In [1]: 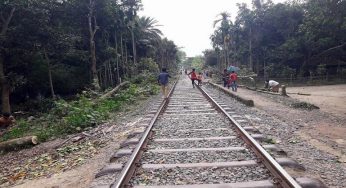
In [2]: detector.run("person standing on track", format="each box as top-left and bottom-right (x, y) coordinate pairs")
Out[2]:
(188, 69), (198, 88)
(158, 68), (171, 98)
(197, 72), (203, 86)
(229, 71), (238, 92)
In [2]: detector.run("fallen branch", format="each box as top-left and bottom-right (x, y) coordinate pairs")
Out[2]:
(99, 81), (130, 100)
(0, 136), (38, 152)
(287, 92), (311, 96)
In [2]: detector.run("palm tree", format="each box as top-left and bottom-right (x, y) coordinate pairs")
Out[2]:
(213, 12), (232, 68)
(138, 16), (163, 42)
(213, 12), (231, 31)
(137, 16), (163, 56)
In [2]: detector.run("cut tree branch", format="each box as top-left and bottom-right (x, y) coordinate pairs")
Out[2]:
(0, 136), (38, 152)
(98, 81), (129, 100)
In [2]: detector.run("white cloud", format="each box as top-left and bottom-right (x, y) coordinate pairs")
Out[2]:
(140, 0), (287, 57)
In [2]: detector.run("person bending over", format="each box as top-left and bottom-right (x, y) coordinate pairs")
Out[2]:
(265, 80), (280, 92)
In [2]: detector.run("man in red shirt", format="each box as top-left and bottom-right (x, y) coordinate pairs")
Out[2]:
(229, 71), (238, 92)
(188, 69), (198, 88)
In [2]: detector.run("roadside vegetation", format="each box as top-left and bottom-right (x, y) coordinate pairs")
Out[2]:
(185, 0), (346, 86)
(0, 0), (183, 146)
(1, 74), (160, 143)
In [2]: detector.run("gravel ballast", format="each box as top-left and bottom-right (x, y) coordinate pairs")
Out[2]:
(153, 129), (236, 138)
(141, 149), (256, 164)
(131, 165), (272, 186)
(203, 84), (346, 187)
(148, 138), (245, 149)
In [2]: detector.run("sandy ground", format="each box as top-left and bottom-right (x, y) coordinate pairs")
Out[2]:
(229, 85), (346, 187)
(235, 86), (346, 163)
(287, 84), (346, 118)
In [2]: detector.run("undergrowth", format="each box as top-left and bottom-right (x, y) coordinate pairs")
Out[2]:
(1, 79), (160, 142)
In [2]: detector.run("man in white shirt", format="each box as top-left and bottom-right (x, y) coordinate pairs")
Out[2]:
(265, 80), (280, 92)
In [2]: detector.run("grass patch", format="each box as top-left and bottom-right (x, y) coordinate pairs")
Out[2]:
(1, 81), (159, 143)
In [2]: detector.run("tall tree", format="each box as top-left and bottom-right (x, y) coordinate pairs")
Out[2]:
(88, 0), (100, 90)
(213, 12), (232, 69)
(0, 6), (15, 113)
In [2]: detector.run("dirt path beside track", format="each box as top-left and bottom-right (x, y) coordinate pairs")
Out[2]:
(287, 84), (346, 118)
(221, 85), (346, 187)
(234, 86), (346, 164)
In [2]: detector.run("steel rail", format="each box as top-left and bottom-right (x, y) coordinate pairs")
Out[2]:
(111, 79), (178, 188)
(196, 84), (302, 188)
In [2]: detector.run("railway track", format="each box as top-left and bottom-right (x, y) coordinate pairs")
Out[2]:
(93, 76), (324, 188)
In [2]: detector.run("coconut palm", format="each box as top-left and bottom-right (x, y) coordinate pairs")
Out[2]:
(213, 12), (232, 68)
(138, 16), (163, 43)
(136, 16), (163, 59)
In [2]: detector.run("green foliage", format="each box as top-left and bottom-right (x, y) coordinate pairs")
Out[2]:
(138, 58), (159, 74)
(316, 64), (327, 76)
(191, 56), (204, 72)
(291, 102), (319, 110)
(183, 56), (204, 72)
(1, 0), (181, 111)
(130, 72), (160, 96)
(0, 120), (31, 141)
(1, 81), (158, 142)
(207, 0), (346, 77)
(264, 63), (295, 78)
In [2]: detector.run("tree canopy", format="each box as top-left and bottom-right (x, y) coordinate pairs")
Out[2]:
(206, 0), (346, 79)
(0, 0), (182, 113)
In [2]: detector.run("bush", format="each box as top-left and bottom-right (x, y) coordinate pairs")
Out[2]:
(2, 70), (162, 143)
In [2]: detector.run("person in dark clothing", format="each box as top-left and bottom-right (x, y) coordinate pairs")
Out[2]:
(222, 69), (228, 87)
(188, 69), (198, 88)
(158, 68), (171, 98)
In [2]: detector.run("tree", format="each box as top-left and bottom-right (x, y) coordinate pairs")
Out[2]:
(0, 5), (15, 113)
(120, 0), (142, 68)
(88, 0), (100, 90)
(213, 12), (232, 69)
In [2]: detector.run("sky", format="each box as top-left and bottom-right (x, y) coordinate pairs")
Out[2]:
(140, 0), (286, 57)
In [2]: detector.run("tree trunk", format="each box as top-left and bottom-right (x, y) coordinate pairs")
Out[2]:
(99, 81), (130, 100)
(104, 64), (107, 88)
(115, 31), (120, 84)
(120, 34), (124, 79)
(88, 0), (100, 90)
(0, 58), (10, 113)
(0, 8), (15, 114)
(249, 26), (253, 72)
(0, 136), (38, 152)
(130, 26), (136, 66)
(125, 43), (129, 77)
(109, 61), (114, 87)
(44, 49), (56, 99)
